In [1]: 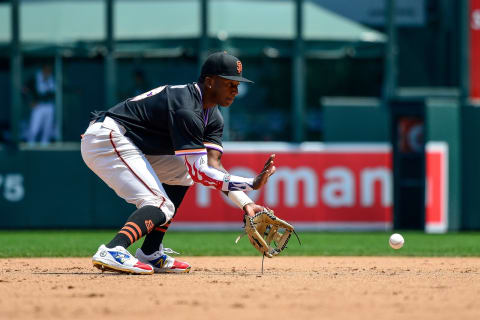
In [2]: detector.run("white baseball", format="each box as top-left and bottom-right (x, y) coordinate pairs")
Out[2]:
(389, 233), (404, 249)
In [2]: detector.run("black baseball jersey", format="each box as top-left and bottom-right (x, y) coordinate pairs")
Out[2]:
(91, 83), (224, 156)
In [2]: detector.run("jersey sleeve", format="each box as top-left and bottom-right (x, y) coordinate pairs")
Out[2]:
(203, 107), (224, 153)
(184, 154), (254, 191)
(169, 109), (207, 156)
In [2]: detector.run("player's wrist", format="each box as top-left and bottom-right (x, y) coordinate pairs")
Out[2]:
(222, 176), (254, 191)
(242, 203), (256, 217)
(228, 191), (253, 210)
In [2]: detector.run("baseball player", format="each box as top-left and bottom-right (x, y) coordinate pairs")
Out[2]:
(27, 64), (56, 145)
(81, 52), (275, 275)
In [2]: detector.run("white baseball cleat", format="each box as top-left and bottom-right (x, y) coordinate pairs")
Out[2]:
(135, 245), (191, 273)
(92, 244), (154, 275)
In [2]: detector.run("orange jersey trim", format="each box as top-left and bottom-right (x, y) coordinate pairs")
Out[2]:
(203, 142), (223, 153)
(174, 148), (207, 156)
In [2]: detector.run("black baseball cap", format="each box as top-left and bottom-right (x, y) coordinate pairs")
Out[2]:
(200, 52), (253, 83)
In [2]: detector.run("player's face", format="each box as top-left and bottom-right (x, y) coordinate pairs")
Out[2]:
(212, 77), (239, 107)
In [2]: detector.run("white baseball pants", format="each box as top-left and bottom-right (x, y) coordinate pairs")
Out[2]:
(80, 117), (192, 221)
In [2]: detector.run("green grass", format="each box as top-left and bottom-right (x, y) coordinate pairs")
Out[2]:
(0, 231), (480, 258)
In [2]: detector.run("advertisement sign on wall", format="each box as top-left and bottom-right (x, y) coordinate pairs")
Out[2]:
(173, 143), (448, 233)
(425, 142), (448, 233)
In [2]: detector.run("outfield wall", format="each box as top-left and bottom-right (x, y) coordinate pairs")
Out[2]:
(0, 142), (448, 232)
(323, 97), (475, 230)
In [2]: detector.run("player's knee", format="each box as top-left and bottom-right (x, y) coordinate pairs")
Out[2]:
(138, 196), (175, 222)
(160, 198), (175, 222)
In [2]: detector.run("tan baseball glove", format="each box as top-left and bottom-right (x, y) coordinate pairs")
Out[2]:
(235, 208), (300, 258)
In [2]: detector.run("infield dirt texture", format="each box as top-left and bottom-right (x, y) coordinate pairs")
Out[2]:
(1, 257), (479, 320)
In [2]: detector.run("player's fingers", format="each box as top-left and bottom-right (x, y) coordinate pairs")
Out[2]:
(262, 157), (275, 173)
(253, 204), (265, 212)
(268, 165), (276, 176)
(262, 154), (275, 170)
(262, 163), (272, 174)
(243, 203), (256, 217)
(263, 164), (276, 177)
(253, 156), (277, 189)
(255, 166), (275, 189)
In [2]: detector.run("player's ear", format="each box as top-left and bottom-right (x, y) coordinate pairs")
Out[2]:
(204, 76), (216, 90)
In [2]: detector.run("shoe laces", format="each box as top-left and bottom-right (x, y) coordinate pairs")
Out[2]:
(159, 243), (180, 255)
(162, 247), (180, 255)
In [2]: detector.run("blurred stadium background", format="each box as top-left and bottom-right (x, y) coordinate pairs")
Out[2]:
(0, 0), (479, 234)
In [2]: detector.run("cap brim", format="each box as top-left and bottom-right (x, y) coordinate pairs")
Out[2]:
(219, 75), (254, 83)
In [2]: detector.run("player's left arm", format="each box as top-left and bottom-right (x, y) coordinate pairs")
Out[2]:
(207, 148), (265, 217)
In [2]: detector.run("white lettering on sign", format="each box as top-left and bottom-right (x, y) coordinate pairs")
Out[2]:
(194, 165), (393, 209)
(473, 10), (480, 30)
(360, 168), (392, 207)
(266, 167), (318, 207)
(0, 174), (25, 202)
(322, 167), (355, 208)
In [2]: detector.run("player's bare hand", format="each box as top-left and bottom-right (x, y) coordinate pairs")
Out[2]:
(243, 203), (265, 217)
(252, 154), (276, 190)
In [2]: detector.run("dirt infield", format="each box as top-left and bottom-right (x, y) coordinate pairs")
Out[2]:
(0, 257), (479, 320)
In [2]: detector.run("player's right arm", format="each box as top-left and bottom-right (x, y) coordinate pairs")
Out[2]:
(181, 152), (275, 192)
(170, 104), (275, 192)
(205, 148), (271, 217)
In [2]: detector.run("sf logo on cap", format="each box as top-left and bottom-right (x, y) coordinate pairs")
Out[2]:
(237, 61), (242, 74)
